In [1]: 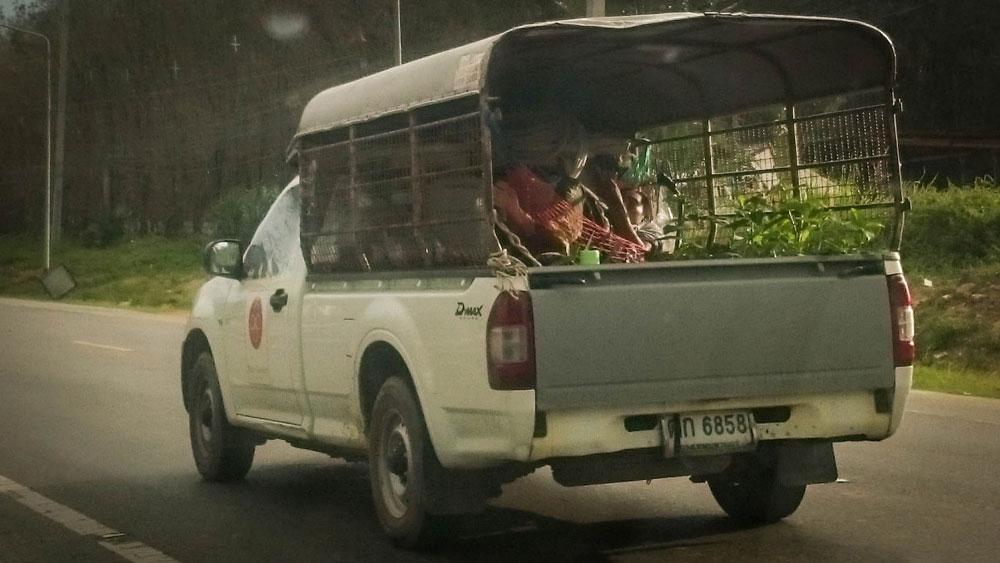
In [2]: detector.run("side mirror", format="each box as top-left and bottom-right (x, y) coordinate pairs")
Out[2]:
(204, 239), (244, 278)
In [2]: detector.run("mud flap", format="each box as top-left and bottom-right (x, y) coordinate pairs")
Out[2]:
(424, 464), (505, 515)
(773, 441), (838, 487)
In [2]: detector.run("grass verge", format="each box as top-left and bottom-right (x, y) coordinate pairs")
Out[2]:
(913, 364), (1000, 399)
(0, 235), (205, 311)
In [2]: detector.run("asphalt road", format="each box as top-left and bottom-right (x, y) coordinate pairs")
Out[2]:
(1, 297), (998, 563)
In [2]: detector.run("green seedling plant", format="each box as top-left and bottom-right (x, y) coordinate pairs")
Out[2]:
(654, 194), (885, 259)
(728, 195), (884, 257)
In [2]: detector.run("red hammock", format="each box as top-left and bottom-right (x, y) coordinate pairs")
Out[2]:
(505, 165), (646, 263)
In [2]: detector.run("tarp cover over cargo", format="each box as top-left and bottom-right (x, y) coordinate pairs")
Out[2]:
(292, 12), (895, 140)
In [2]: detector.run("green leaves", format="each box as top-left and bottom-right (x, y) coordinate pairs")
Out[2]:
(662, 194), (885, 259)
(726, 196), (884, 257)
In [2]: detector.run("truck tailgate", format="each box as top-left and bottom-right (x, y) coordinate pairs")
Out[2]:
(529, 256), (894, 410)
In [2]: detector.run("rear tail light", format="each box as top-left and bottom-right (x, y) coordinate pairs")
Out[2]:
(487, 291), (536, 390)
(887, 274), (915, 366)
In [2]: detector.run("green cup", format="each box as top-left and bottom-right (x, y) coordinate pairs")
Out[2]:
(578, 248), (601, 265)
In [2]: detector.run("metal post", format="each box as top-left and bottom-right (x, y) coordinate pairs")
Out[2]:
(51, 0), (69, 244)
(408, 113), (421, 224)
(348, 126), (364, 269)
(1, 23), (51, 270)
(586, 0), (606, 17)
(885, 92), (906, 252)
(786, 102), (801, 200)
(393, 0), (402, 66)
(45, 34), (51, 270)
(703, 118), (718, 246)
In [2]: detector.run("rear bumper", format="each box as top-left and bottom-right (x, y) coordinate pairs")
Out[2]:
(528, 367), (912, 462)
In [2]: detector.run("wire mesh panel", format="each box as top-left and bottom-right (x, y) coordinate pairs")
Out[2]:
(641, 89), (900, 254)
(797, 108), (889, 169)
(673, 181), (713, 246)
(300, 141), (351, 271)
(711, 124), (790, 176)
(792, 94), (897, 249)
(713, 171), (795, 215)
(648, 121), (704, 181)
(798, 159), (893, 205)
(796, 105), (892, 204)
(299, 110), (494, 274)
(354, 130), (412, 230)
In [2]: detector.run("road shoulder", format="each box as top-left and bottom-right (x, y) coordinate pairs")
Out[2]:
(0, 297), (187, 325)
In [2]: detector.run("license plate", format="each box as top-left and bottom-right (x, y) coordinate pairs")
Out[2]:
(661, 410), (756, 457)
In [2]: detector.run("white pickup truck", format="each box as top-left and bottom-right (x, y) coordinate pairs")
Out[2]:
(182, 13), (915, 548)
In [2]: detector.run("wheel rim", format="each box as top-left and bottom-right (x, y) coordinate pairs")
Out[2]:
(195, 386), (215, 455)
(377, 409), (413, 520)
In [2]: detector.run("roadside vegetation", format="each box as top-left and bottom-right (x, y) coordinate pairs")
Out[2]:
(903, 178), (1000, 398)
(0, 182), (278, 311)
(0, 235), (204, 311)
(1, 179), (999, 396)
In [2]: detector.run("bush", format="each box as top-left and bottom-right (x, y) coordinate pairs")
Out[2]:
(207, 183), (283, 243)
(80, 214), (125, 248)
(903, 178), (1000, 271)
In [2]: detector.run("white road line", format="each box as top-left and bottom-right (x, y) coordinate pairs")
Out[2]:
(0, 473), (181, 563)
(72, 340), (134, 353)
(100, 540), (182, 563)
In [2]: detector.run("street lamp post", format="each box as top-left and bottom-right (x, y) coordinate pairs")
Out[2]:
(393, 0), (401, 66)
(1, 23), (52, 271)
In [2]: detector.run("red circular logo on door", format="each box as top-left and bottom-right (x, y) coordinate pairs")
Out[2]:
(248, 297), (263, 349)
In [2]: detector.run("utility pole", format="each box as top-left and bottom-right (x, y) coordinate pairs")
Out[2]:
(393, 0), (402, 65)
(51, 0), (69, 243)
(586, 0), (606, 17)
(0, 23), (52, 270)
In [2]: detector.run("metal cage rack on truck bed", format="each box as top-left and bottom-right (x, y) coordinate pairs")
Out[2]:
(288, 13), (907, 274)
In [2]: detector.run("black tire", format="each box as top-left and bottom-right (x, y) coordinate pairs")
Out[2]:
(708, 461), (806, 524)
(188, 352), (255, 481)
(368, 376), (444, 549)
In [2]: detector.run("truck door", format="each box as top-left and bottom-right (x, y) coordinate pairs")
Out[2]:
(223, 181), (306, 426)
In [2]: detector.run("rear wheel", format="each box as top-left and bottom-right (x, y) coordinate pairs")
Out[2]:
(188, 352), (255, 481)
(708, 460), (806, 524)
(368, 376), (444, 549)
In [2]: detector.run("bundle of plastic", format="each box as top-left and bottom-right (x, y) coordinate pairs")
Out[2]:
(622, 141), (658, 186)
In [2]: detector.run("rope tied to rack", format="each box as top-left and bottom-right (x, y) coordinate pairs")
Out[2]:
(487, 248), (530, 296)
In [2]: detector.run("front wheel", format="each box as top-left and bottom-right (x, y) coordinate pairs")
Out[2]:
(368, 377), (445, 549)
(188, 352), (256, 481)
(707, 460), (806, 524)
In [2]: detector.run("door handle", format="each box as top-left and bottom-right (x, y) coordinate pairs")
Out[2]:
(269, 288), (288, 312)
